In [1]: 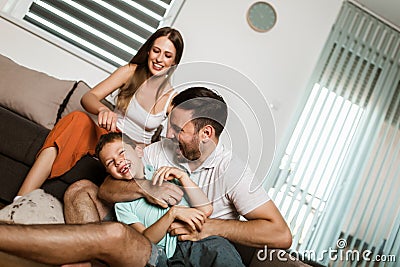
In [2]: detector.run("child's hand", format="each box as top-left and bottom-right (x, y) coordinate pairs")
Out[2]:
(152, 166), (189, 186)
(169, 206), (206, 231)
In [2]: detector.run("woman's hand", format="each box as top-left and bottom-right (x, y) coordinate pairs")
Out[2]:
(169, 206), (206, 231)
(97, 107), (118, 132)
(152, 166), (189, 186)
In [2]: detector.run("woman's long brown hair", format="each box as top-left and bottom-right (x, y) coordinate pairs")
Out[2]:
(116, 27), (184, 112)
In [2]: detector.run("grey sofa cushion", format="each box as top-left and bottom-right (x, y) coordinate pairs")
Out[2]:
(0, 54), (77, 129)
(0, 54), (92, 131)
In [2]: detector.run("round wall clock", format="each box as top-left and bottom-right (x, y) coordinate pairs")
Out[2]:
(247, 2), (277, 32)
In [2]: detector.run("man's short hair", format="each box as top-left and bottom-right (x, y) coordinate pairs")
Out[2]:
(171, 87), (227, 137)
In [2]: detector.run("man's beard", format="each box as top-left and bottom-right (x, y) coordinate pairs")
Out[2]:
(176, 135), (201, 162)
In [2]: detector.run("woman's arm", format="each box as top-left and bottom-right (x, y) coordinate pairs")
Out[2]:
(131, 206), (206, 244)
(81, 64), (135, 113)
(152, 167), (213, 217)
(81, 64), (135, 131)
(169, 201), (292, 249)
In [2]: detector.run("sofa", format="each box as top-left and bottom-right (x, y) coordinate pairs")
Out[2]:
(0, 54), (107, 204)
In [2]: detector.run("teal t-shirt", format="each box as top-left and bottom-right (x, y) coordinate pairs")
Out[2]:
(114, 165), (189, 258)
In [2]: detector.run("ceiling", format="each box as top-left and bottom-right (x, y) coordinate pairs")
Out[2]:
(354, 0), (400, 29)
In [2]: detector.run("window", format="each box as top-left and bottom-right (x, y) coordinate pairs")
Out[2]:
(265, 1), (400, 265)
(270, 83), (365, 245)
(0, 0), (184, 70)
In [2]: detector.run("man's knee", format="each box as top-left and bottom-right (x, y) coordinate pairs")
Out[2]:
(103, 222), (129, 242)
(102, 222), (148, 251)
(64, 180), (97, 203)
(100, 222), (152, 266)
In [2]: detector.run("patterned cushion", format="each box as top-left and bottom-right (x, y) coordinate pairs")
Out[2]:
(0, 189), (64, 224)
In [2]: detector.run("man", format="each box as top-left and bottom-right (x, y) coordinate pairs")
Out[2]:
(0, 87), (291, 266)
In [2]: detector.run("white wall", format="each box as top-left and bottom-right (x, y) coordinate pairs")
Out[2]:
(174, 0), (342, 143)
(0, 0), (343, 145)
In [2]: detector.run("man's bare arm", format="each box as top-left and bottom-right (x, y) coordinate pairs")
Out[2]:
(98, 176), (184, 208)
(169, 200), (292, 249)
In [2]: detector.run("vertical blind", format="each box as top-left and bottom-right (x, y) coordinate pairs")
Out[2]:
(265, 1), (400, 266)
(23, 0), (179, 67)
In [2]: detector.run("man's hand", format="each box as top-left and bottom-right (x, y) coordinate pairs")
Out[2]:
(98, 176), (183, 207)
(168, 220), (209, 242)
(137, 179), (184, 208)
(169, 206), (206, 231)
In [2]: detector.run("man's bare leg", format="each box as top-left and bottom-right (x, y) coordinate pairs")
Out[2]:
(0, 222), (151, 267)
(63, 180), (113, 267)
(64, 180), (112, 224)
(0, 251), (55, 267)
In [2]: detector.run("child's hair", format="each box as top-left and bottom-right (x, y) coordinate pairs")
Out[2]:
(95, 132), (137, 159)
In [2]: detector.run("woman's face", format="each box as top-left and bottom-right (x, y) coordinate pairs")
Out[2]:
(147, 36), (177, 76)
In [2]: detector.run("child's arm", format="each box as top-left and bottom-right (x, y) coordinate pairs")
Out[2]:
(152, 167), (213, 217)
(130, 206), (206, 244)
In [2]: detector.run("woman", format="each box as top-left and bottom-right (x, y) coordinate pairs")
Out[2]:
(15, 27), (184, 199)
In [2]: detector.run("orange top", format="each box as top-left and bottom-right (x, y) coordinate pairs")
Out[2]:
(39, 111), (108, 178)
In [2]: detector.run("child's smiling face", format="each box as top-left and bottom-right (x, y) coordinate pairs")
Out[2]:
(99, 139), (144, 180)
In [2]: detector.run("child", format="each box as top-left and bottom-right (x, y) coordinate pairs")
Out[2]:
(96, 132), (245, 267)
